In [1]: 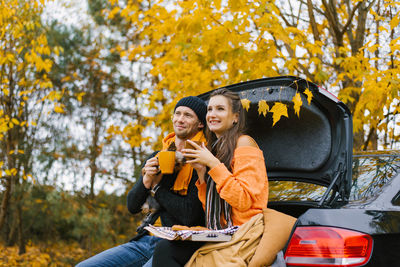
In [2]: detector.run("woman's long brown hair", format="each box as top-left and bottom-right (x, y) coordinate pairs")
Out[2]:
(205, 88), (246, 171)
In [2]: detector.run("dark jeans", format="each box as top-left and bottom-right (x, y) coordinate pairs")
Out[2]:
(152, 239), (205, 267)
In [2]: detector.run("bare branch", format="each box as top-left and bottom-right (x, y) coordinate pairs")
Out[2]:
(295, 1), (303, 26)
(279, 11), (293, 27)
(307, 0), (321, 41)
(321, 0), (343, 44)
(353, 0), (376, 53)
(340, 1), (363, 36)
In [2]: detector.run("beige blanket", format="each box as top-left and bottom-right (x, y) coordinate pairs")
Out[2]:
(186, 213), (264, 267)
(185, 208), (296, 267)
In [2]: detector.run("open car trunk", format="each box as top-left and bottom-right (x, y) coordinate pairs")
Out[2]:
(199, 76), (353, 218)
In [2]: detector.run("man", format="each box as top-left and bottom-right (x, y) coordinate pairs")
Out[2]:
(76, 96), (207, 267)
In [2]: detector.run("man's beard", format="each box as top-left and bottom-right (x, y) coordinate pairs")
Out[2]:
(175, 130), (191, 140)
(175, 128), (199, 140)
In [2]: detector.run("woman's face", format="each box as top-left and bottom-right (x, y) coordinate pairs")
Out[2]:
(206, 95), (239, 138)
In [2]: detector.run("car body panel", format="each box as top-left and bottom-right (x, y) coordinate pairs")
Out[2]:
(295, 209), (400, 265)
(291, 170), (400, 266)
(296, 209), (400, 235)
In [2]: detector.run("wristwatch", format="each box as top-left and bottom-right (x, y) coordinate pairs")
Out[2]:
(150, 183), (160, 197)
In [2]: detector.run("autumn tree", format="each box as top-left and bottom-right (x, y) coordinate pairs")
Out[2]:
(0, 0), (63, 254)
(85, 0), (154, 186)
(272, 0), (399, 150)
(106, 0), (399, 150)
(42, 0), (151, 199)
(88, 0), (153, 194)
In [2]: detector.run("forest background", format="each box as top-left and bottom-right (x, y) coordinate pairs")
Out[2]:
(0, 0), (399, 265)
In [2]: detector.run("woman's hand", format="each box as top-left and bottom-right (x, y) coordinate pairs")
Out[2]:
(182, 140), (220, 169)
(190, 162), (207, 184)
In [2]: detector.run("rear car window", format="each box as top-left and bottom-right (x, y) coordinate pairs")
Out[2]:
(268, 181), (326, 202)
(268, 153), (400, 202)
(392, 191), (400, 206)
(350, 153), (400, 201)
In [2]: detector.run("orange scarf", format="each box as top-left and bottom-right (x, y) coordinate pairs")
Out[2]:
(161, 131), (207, 195)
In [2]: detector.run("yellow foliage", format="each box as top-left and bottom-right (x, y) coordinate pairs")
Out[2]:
(112, 0), (399, 148)
(4, 168), (17, 176)
(76, 92), (86, 102)
(0, 242), (87, 267)
(11, 118), (19, 125)
(389, 12), (399, 29)
(48, 91), (63, 101)
(122, 123), (151, 148)
(0, 0), (63, 159)
(54, 103), (65, 114)
(108, 6), (120, 19)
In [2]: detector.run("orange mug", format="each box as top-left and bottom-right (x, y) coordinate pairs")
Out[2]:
(158, 151), (175, 174)
(184, 141), (202, 160)
(184, 140), (202, 150)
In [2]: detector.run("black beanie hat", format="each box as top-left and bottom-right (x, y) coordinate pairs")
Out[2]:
(174, 96), (207, 125)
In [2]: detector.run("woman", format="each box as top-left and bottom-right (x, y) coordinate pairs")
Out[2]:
(152, 88), (269, 266)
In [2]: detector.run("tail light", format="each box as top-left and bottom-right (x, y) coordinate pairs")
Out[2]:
(285, 226), (373, 267)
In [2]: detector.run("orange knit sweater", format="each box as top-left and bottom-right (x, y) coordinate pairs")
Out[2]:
(196, 146), (269, 226)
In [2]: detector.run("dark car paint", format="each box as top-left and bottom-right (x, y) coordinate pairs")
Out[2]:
(294, 209), (400, 266)
(291, 169), (400, 266)
(296, 209), (400, 235)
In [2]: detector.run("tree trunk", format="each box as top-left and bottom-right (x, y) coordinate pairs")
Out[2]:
(0, 128), (16, 230)
(0, 177), (12, 230)
(89, 110), (101, 199)
(322, 0), (372, 150)
(7, 212), (17, 246)
(16, 203), (25, 254)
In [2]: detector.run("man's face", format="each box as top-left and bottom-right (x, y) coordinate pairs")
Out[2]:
(172, 106), (204, 140)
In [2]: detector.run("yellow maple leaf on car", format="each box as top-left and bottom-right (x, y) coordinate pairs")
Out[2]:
(258, 100), (269, 116)
(241, 98), (251, 111)
(304, 88), (313, 105)
(270, 102), (288, 126)
(292, 93), (302, 117)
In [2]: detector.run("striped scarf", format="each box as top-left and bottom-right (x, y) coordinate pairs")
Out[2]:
(205, 140), (233, 230)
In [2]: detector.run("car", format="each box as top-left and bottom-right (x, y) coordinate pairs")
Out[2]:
(199, 76), (400, 267)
